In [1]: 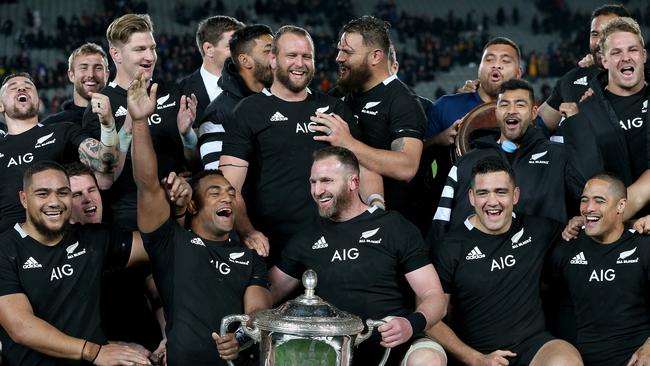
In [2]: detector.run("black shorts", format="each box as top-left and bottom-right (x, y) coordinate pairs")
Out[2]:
(509, 331), (555, 366)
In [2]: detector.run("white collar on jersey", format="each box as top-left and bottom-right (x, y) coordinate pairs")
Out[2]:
(262, 87), (312, 96)
(464, 212), (517, 231)
(14, 223), (28, 238)
(382, 74), (398, 85)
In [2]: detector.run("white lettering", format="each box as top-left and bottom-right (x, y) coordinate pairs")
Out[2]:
(7, 153), (34, 167)
(619, 117), (644, 130)
(50, 264), (74, 281)
(490, 255), (516, 271)
(213, 260), (231, 275)
(589, 269), (615, 282)
(331, 248), (359, 262)
(148, 114), (162, 125)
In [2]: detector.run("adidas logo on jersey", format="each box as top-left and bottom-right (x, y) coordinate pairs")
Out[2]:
(529, 150), (549, 165)
(191, 237), (206, 247)
(573, 76), (588, 86)
(358, 228), (382, 244)
(361, 101), (380, 115)
(114, 106), (128, 117)
(570, 252), (588, 265)
(23, 256), (42, 269)
(465, 246), (485, 260)
(229, 251), (250, 265)
(312, 236), (328, 249)
(34, 132), (56, 149)
(270, 111), (288, 122)
(616, 247), (639, 264)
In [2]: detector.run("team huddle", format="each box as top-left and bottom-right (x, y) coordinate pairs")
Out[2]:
(0, 3), (649, 366)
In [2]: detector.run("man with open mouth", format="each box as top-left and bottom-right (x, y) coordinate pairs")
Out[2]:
(429, 156), (583, 366)
(42, 43), (109, 127)
(130, 71), (271, 365)
(549, 173), (650, 365)
(429, 79), (585, 245)
(560, 17), (649, 221)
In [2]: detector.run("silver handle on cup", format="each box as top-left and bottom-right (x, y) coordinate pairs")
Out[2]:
(355, 319), (392, 366)
(219, 314), (261, 366)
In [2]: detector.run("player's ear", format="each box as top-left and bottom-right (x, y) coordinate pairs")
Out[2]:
(513, 186), (521, 205)
(187, 199), (198, 215)
(617, 198), (627, 215)
(19, 191), (27, 209)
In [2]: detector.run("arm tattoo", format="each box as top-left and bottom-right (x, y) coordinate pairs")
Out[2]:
(79, 138), (118, 173)
(390, 137), (406, 152)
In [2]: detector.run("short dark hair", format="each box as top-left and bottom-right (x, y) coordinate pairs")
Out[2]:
(196, 16), (245, 57)
(341, 15), (392, 55)
(229, 24), (273, 69)
(23, 161), (69, 191)
(470, 156), (515, 189)
(2, 72), (36, 88)
(599, 17), (644, 53)
(497, 79), (535, 104)
(592, 4), (630, 19)
(483, 37), (521, 63)
(313, 146), (360, 176)
(64, 162), (98, 187)
(272, 25), (313, 55)
(190, 169), (226, 194)
(589, 172), (627, 200)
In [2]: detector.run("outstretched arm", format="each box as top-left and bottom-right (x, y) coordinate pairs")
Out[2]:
(129, 73), (170, 234)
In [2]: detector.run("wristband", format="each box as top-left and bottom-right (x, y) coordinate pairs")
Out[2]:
(91, 344), (102, 363)
(367, 193), (386, 210)
(117, 128), (132, 153)
(405, 312), (427, 337)
(181, 129), (198, 148)
(81, 340), (102, 363)
(100, 124), (117, 147)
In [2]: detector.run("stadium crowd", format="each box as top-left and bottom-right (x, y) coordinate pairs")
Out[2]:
(1, 2), (650, 366)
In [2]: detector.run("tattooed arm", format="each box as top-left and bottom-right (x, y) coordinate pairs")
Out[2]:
(78, 137), (119, 185)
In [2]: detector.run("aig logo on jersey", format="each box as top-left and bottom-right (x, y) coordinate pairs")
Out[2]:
(616, 247), (639, 264)
(511, 228), (532, 249)
(528, 151), (549, 165)
(66, 242), (86, 259)
(34, 132), (56, 149)
(358, 228), (382, 244)
(228, 252), (250, 266)
(211, 259), (231, 275)
(6, 152), (34, 167)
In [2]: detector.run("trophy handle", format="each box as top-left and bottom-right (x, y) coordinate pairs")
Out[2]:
(220, 314), (261, 366)
(355, 319), (392, 366)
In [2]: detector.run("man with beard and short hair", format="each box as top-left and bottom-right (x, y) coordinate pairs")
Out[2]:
(0, 73), (119, 232)
(310, 15), (429, 231)
(425, 37), (523, 146)
(179, 15), (245, 125)
(429, 156), (583, 366)
(429, 79), (585, 240)
(129, 72), (271, 365)
(560, 17), (649, 221)
(270, 146), (448, 366)
(538, 5), (630, 131)
(198, 24), (274, 169)
(82, 13), (198, 231)
(549, 173), (650, 365)
(42, 43), (109, 126)
(0, 161), (152, 365)
(219, 25), (381, 262)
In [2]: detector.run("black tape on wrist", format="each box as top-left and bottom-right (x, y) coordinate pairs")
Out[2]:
(406, 312), (427, 336)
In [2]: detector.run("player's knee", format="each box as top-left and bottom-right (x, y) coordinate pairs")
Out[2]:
(404, 348), (447, 366)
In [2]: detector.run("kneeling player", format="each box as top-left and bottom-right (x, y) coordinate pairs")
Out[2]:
(270, 146), (447, 366)
(429, 156), (582, 366)
(549, 174), (650, 365)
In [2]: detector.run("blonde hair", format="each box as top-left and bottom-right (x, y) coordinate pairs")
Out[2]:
(106, 14), (154, 48)
(68, 43), (108, 72)
(599, 17), (644, 54)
